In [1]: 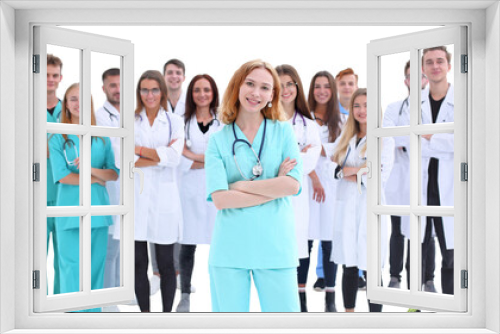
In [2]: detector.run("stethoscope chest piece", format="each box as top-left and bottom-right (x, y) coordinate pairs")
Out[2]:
(186, 139), (192, 148)
(252, 163), (263, 176)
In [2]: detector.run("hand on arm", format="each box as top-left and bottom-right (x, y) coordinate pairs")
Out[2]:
(135, 145), (160, 162)
(183, 146), (205, 163)
(191, 161), (205, 169)
(309, 170), (325, 202)
(211, 190), (273, 210)
(58, 173), (106, 186)
(91, 167), (118, 182)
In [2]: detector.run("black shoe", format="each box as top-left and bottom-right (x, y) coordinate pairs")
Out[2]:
(313, 278), (325, 292)
(325, 291), (337, 312)
(358, 276), (367, 290)
(299, 292), (308, 312)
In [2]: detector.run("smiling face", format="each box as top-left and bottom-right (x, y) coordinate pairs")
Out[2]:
(140, 79), (162, 111)
(103, 75), (120, 106)
(422, 50), (451, 84)
(192, 78), (213, 109)
(279, 74), (297, 107)
(313, 76), (332, 106)
(163, 64), (185, 91)
(352, 94), (367, 125)
(336, 74), (358, 102)
(238, 67), (274, 114)
(47, 64), (62, 94)
(66, 86), (80, 122)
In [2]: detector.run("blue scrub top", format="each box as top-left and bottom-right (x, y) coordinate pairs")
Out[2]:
(205, 119), (303, 269)
(47, 101), (62, 203)
(48, 133), (119, 231)
(339, 101), (349, 116)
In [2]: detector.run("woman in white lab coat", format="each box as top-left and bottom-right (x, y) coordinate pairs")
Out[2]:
(327, 88), (394, 312)
(276, 64), (321, 312)
(176, 74), (222, 312)
(133, 70), (185, 312)
(306, 71), (343, 312)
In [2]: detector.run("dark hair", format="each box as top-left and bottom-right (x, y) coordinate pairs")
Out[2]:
(135, 70), (169, 114)
(275, 64), (312, 120)
(308, 71), (342, 143)
(47, 54), (63, 72)
(163, 59), (185, 75)
(102, 68), (120, 82)
(184, 74), (219, 124)
(335, 68), (358, 82)
(422, 46), (452, 64)
(404, 60), (410, 76)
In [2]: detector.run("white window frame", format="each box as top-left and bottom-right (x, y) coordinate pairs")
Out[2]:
(33, 25), (136, 312)
(366, 25), (468, 312)
(1, 2), (498, 333)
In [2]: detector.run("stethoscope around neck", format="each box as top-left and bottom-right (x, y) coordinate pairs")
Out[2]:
(232, 117), (267, 181)
(292, 110), (308, 146)
(185, 111), (220, 148)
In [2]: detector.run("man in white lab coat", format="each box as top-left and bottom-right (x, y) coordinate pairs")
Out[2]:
(419, 46), (455, 295)
(163, 58), (187, 117)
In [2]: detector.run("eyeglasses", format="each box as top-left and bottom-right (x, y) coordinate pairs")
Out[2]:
(140, 88), (161, 96)
(405, 74), (427, 80)
(280, 82), (297, 90)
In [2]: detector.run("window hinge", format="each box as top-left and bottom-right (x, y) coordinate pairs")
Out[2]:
(33, 163), (40, 182)
(461, 270), (468, 289)
(33, 54), (40, 73)
(461, 54), (468, 73)
(33, 270), (40, 289)
(461, 162), (468, 181)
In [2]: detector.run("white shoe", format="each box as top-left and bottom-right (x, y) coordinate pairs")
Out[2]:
(150, 274), (161, 295)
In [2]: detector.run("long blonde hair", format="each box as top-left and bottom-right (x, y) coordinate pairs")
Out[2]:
(332, 88), (367, 164)
(220, 59), (285, 124)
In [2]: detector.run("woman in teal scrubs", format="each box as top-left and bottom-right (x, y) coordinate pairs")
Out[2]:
(49, 83), (118, 312)
(205, 60), (303, 312)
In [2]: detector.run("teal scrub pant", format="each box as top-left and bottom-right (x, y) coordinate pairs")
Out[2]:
(57, 226), (108, 312)
(209, 266), (300, 312)
(46, 200), (60, 295)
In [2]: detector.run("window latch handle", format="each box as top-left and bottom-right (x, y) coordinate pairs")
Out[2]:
(129, 162), (144, 195)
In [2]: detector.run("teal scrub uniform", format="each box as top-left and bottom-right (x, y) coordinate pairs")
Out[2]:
(49, 134), (119, 312)
(205, 119), (303, 312)
(47, 101), (61, 294)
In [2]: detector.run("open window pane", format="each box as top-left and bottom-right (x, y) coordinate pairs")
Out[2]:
(89, 136), (121, 206)
(92, 51), (121, 129)
(382, 135), (410, 205)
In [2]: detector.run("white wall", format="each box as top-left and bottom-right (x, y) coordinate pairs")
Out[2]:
(0, 2), (16, 333)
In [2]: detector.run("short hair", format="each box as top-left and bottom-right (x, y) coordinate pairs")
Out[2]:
(220, 59), (284, 124)
(404, 60), (410, 76)
(335, 68), (358, 82)
(102, 68), (120, 82)
(47, 54), (63, 72)
(422, 46), (452, 64)
(275, 64), (312, 120)
(135, 70), (169, 115)
(184, 74), (219, 124)
(163, 59), (185, 76)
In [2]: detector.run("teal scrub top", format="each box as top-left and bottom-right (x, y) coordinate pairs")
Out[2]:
(205, 119), (303, 269)
(47, 101), (62, 203)
(48, 133), (119, 231)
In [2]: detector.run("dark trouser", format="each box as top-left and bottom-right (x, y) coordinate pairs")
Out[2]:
(135, 241), (176, 312)
(389, 216), (405, 280)
(405, 233), (437, 289)
(297, 240), (337, 287)
(342, 266), (383, 311)
(179, 244), (197, 294)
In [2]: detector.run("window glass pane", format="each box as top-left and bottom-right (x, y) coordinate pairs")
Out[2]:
(381, 51), (411, 129)
(92, 52), (121, 128)
(420, 44), (454, 125)
(46, 45), (82, 126)
(92, 215), (120, 292)
(46, 216), (81, 296)
(381, 135), (410, 205)
(90, 136), (121, 206)
(47, 133), (81, 207)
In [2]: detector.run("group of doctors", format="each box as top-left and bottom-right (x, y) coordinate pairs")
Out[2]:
(45, 45), (455, 313)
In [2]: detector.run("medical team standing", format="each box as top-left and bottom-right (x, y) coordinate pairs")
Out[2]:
(44, 48), (459, 312)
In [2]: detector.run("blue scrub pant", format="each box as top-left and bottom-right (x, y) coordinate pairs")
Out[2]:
(209, 266), (300, 312)
(103, 233), (120, 288)
(316, 241), (324, 278)
(46, 201), (60, 295)
(57, 226), (108, 312)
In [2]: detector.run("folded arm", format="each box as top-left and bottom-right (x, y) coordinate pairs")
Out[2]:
(211, 190), (273, 210)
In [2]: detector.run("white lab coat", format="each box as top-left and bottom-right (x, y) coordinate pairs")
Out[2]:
(178, 113), (223, 245)
(96, 101), (121, 235)
(324, 135), (394, 270)
(130, 108), (185, 245)
(403, 85), (455, 249)
(382, 98), (411, 235)
(288, 113), (321, 259)
(167, 90), (186, 118)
